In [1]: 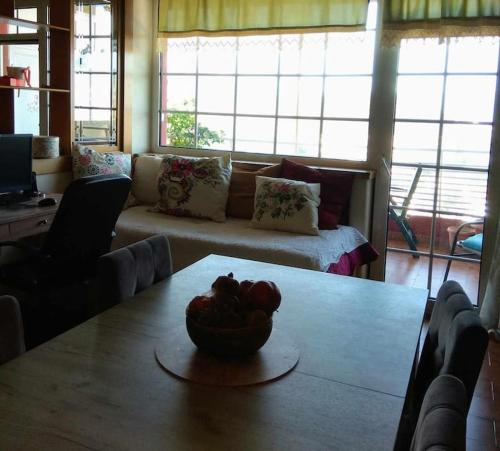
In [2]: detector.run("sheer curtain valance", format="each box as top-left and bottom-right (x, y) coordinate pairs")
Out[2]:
(383, 0), (500, 42)
(158, 0), (370, 37)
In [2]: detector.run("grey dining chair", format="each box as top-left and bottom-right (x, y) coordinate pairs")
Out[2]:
(410, 374), (467, 451)
(396, 281), (488, 450)
(97, 235), (173, 311)
(412, 280), (488, 419)
(0, 295), (25, 364)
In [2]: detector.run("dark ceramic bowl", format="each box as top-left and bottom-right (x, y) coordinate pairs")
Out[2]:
(186, 316), (273, 358)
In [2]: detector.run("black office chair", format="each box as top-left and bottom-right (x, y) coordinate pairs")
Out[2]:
(96, 235), (172, 313)
(410, 374), (467, 451)
(0, 295), (25, 365)
(0, 174), (131, 347)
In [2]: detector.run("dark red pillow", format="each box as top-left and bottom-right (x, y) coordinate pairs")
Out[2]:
(280, 159), (354, 229)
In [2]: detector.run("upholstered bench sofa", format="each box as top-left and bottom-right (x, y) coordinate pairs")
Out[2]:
(113, 154), (378, 276)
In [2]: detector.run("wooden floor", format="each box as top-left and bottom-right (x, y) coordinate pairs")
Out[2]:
(468, 338), (500, 450)
(385, 239), (480, 303)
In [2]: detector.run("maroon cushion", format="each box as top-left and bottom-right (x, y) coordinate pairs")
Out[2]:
(280, 159), (354, 229)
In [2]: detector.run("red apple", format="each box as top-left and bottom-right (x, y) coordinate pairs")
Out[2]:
(186, 295), (212, 319)
(238, 279), (255, 304)
(247, 281), (281, 315)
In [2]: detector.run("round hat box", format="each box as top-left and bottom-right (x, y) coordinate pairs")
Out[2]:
(32, 136), (60, 159)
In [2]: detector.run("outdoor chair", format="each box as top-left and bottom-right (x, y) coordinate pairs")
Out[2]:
(444, 219), (483, 282)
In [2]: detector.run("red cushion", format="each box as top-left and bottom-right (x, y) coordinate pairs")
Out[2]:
(280, 159), (354, 229)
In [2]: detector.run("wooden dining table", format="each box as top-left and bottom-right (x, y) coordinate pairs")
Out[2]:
(0, 255), (427, 450)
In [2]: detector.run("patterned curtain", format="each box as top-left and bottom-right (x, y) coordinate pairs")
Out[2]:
(158, 0), (370, 37)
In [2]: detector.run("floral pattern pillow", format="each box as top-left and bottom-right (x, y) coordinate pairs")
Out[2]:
(72, 144), (131, 179)
(252, 176), (321, 235)
(154, 155), (231, 222)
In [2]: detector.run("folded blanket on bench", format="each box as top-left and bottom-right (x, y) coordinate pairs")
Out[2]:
(114, 206), (378, 276)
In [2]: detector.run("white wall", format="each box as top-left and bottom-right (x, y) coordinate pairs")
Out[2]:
(124, 0), (154, 154)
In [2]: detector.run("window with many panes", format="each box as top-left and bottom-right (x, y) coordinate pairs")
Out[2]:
(74, 0), (117, 144)
(158, 29), (376, 160)
(386, 36), (499, 301)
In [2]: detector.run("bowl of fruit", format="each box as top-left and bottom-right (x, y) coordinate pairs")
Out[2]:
(185, 273), (281, 358)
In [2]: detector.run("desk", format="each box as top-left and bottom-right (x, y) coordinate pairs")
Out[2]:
(0, 194), (61, 241)
(0, 255), (427, 450)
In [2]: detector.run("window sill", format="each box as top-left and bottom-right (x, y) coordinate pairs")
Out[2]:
(33, 156), (72, 175)
(153, 146), (375, 179)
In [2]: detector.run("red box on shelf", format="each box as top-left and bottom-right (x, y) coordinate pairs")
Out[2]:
(0, 76), (26, 87)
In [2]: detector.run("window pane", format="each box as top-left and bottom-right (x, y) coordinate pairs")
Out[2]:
(325, 32), (375, 75)
(75, 73), (91, 107)
(393, 122), (439, 164)
(197, 115), (233, 151)
(276, 119), (320, 157)
(77, 118), (113, 142)
(166, 112), (195, 147)
(279, 34), (302, 74)
(16, 8), (37, 33)
(300, 34), (326, 74)
(391, 166), (436, 213)
(90, 74), (111, 108)
(92, 4), (111, 36)
(238, 36), (279, 74)
(388, 186), (432, 253)
(441, 124), (492, 169)
(278, 77), (322, 117)
(198, 76), (235, 114)
(165, 38), (197, 73)
(198, 37), (236, 74)
(395, 75), (444, 120)
(75, 5), (90, 36)
(237, 76), (277, 115)
(75, 38), (91, 71)
(398, 39), (446, 74)
(83, 37), (112, 72)
(437, 170), (487, 217)
(14, 90), (40, 135)
(165, 75), (196, 111)
(75, 107), (91, 121)
(444, 75), (497, 123)
(324, 77), (372, 118)
(447, 37), (499, 73)
(235, 117), (275, 153)
(321, 120), (368, 161)
(3, 44), (40, 87)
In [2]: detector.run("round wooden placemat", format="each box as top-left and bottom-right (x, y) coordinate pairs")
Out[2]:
(155, 326), (299, 386)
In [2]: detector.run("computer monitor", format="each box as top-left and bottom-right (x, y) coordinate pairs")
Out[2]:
(0, 134), (33, 195)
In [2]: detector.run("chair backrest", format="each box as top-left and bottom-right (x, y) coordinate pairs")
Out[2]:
(97, 235), (173, 310)
(413, 281), (488, 420)
(42, 174), (131, 275)
(410, 374), (467, 451)
(0, 295), (25, 364)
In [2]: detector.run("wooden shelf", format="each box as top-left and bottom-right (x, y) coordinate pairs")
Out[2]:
(0, 85), (69, 93)
(0, 14), (69, 32)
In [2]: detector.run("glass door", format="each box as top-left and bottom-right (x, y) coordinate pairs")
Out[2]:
(385, 36), (499, 304)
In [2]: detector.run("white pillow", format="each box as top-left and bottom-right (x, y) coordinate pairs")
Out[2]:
(153, 155), (232, 222)
(251, 176), (321, 235)
(131, 155), (164, 204)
